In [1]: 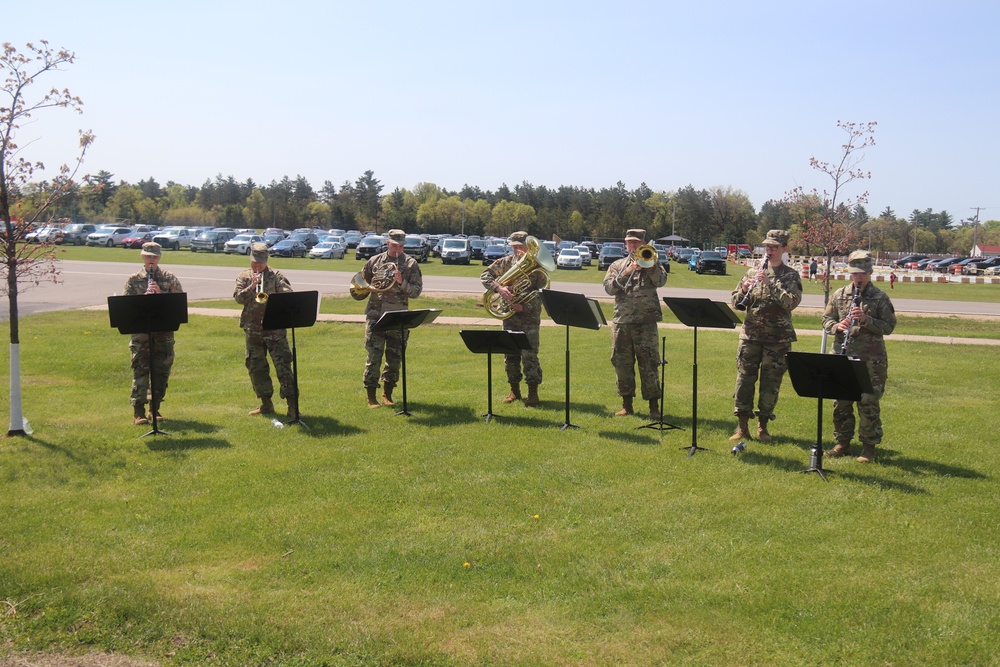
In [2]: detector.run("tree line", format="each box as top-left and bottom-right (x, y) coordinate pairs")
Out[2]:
(15, 168), (998, 256)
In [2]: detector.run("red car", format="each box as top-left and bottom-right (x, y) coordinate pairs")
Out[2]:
(120, 232), (156, 249)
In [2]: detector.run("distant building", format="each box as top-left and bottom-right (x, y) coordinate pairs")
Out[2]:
(972, 244), (1000, 257)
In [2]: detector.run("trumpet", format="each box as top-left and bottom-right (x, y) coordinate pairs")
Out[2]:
(839, 284), (862, 355)
(349, 260), (397, 300)
(254, 272), (268, 304)
(633, 244), (657, 269)
(734, 257), (765, 311)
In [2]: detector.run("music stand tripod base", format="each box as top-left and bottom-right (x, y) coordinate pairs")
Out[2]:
(638, 336), (684, 435)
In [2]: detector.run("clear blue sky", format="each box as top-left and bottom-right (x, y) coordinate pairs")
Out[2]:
(8, 1), (999, 222)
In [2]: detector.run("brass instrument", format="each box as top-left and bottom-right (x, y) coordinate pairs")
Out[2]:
(349, 259), (398, 300)
(734, 257), (765, 311)
(483, 236), (555, 320)
(254, 272), (268, 304)
(633, 244), (657, 268)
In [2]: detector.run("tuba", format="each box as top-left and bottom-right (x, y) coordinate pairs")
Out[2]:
(483, 236), (555, 320)
(349, 260), (397, 300)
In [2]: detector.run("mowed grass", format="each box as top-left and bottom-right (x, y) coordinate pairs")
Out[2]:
(1, 311), (998, 666)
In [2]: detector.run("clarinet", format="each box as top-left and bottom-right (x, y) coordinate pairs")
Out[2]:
(839, 285), (862, 355)
(734, 258), (765, 311)
(146, 266), (158, 294)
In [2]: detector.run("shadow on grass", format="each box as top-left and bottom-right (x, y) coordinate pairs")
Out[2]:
(404, 402), (480, 427)
(286, 414), (364, 437)
(596, 429), (665, 447)
(876, 448), (989, 480)
(144, 435), (232, 452)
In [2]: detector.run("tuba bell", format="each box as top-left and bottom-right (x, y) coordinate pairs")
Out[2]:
(483, 236), (555, 320)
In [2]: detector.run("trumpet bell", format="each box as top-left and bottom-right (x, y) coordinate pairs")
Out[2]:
(635, 244), (657, 269)
(254, 291), (269, 305)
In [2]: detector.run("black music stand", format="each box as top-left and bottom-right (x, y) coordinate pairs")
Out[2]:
(459, 330), (532, 423)
(663, 297), (741, 457)
(539, 289), (606, 431)
(371, 308), (442, 416)
(638, 336), (684, 435)
(108, 292), (188, 438)
(787, 352), (873, 482)
(263, 290), (319, 428)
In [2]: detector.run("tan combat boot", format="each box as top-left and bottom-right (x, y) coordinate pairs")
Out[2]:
(828, 442), (852, 457)
(366, 387), (380, 409)
(249, 397), (275, 416)
(730, 415), (751, 441)
(503, 383), (522, 404)
(615, 396), (634, 417)
(381, 383), (395, 407)
(133, 404), (149, 426)
(756, 419), (773, 443)
(857, 444), (876, 463)
(648, 398), (661, 421)
(525, 384), (540, 407)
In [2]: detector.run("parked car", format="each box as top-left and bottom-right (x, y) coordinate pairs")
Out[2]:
(657, 250), (672, 273)
(190, 230), (237, 253)
(695, 250), (727, 275)
(224, 233), (264, 255)
(928, 257), (962, 272)
(342, 230), (363, 248)
(150, 228), (192, 251)
(469, 238), (488, 260)
(120, 231), (156, 249)
(573, 245), (593, 266)
(87, 226), (134, 247)
(57, 223), (96, 245)
(556, 248), (583, 269)
(25, 226), (63, 243)
(440, 237), (471, 265)
(597, 245), (625, 270)
(289, 232), (320, 250)
(308, 240), (346, 259)
(579, 241), (599, 258)
(269, 239), (307, 258)
(481, 244), (510, 266)
(403, 235), (430, 263)
(963, 256), (1000, 275)
(892, 254), (927, 268)
(355, 236), (387, 260)
(262, 232), (284, 247)
(673, 247), (696, 263)
(950, 256), (983, 274)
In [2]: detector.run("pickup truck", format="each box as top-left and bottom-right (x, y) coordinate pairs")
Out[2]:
(152, 228), (194, 251)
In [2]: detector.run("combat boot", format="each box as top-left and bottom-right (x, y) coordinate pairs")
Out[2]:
(381, 383), (395, 407)
(756, 419), (773, 443)
(648, 398), (661, 421)
(366, 387), (380, 409)
(857, 444), (876, 463)
(133, 404), (149, 426)
(828, 442), (852, 457)
(730, 415), (751, 441)
(249, 397), (275, 416)
(525, 384), (540, 407)
(615, 396), (634, 417)
(503, 383), (522, 404)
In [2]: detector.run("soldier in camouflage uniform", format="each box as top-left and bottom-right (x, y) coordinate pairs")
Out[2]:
(823, 250), (896, 463)
(603, 229), (668, 419)
(123, 242), (184, 425)
(359, 229), (423, 408)
(730, 229), (802, 442)
(480, 231), (547, 406)
(234, 243), (297, 418)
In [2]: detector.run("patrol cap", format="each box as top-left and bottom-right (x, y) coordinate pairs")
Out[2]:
(762, 229), (789, 247)
(387, 229), (406, 245)
(250, 243), (269, 263)
(847, 250), (874, 273)
(625, 229), (645, 242)
(140, 242), (162, 257)
(509, 231), (528, 247)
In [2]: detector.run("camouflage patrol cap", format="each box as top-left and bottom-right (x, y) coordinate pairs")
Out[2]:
(847, 250), (874, 273)
(250, 243), (269, 263)
(387, 229), (406, 245)
(140, 242), (162, 257)
(762, 229), (789, 247)
(625, 229), (645, 242)
(509, 231), (528, 246)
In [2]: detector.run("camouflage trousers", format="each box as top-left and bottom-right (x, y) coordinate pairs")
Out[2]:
(610, 322), (661, 400)
(504, 320), (542, 386)
(833, 356), (887, 446)
(733, 339), (790, 420)
(245, 329), (296, 400)
(364, 325), (408, 388)
(129, 333), (175, 407)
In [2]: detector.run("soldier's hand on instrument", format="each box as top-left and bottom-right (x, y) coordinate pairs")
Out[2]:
(146, 282), (160, 294)
(837, 317), (851, 332)
(512, 303), (524, 313)
(393, 268), (403, 284)
(497, 285), (514, 302)
(756, 269), (769, 284)
(850, 306), (865, 323)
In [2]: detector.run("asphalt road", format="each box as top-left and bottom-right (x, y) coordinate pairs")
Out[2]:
(2, 259), (998, 320)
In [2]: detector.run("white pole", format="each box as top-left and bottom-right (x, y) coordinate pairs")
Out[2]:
(8, 342), (27, 435)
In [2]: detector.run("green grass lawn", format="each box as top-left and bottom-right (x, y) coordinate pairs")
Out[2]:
(1, 311), (998, 665)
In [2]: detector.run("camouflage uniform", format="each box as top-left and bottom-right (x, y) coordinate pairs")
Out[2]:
(823, 282), (896, 447)
(123, 267), (184, 408)
(603, 257), (668, 400)
(234, 267), (296, 401)
(363, 251), (423, 388)
(730, 262), (802, 420)
(480, 253), (546, 386)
